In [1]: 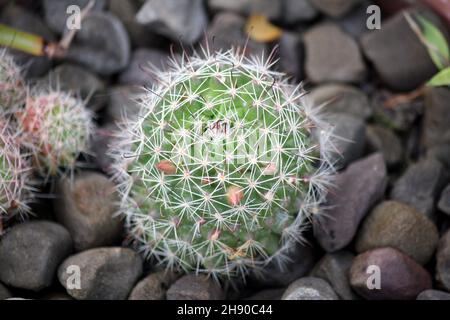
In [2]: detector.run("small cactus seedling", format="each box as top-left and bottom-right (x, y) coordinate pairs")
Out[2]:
(16, 91), (94, 176)
(0, 119), (32, 219)
(111, 49), (336, 278)
(0, 50), (25, 111)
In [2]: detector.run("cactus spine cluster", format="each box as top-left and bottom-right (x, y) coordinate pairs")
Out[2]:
(111, 49), (336, 278)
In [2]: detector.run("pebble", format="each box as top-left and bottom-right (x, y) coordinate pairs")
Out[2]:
(417, 289), (450, 300)
(0, 282), (12, 300)
(330, 113), (365, 168)
(303, 23), (367, 83)
(54, 172), (123, 251)
(90, 124), (119, 172)
(310, 251), (359, 300)
(166, 274), (224, 300)
(390, 157), (447, 219)
(245, 288), (285, 300)
(119, 48), (171, 86)
(58, 247), (143, 300)
(43, 0), (106, 34)
(310, 84), (372, 120)
(129, 271), (180, 300)
(366, 125), (403, 167)
(438, 185), (450, 216)
(278, 32), (303, 79)
(208, 0), (282, 20)
(105, 86), (144, 125)
(66, 12), (130, 75)
(422, 87), (450, 149)
(329, 1), (372, 38)
(42, 292), (74, 300)
(355, 201), (439, 265)
(41, 63), (106, 111)
(313, 153), (387, 252)
(309, 0), (362, 17)
(204, 12), (266, 57)
(436, 230), (450, 291)
(282, 0), (318, 24)
(0, 5), (55, 78)
(360, 9), (439, 91)
(350, 247), (432, 300)
(282, 277), (339, 300)
(427, 144), (450, 169)
(107, 0), (161, 48)
(249, 242), (317, 288)
(136, 0), (207, 45)
(0, 221), (73, 291)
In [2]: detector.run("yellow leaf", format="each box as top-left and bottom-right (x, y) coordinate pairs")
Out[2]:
(245, 14), (282, 43)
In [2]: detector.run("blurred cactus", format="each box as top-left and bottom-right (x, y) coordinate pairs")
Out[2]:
(111, 49), (336, 278)
(0, 50), (25, 111)
(0, 119), (32, 220)
(16, 91), (94, 176)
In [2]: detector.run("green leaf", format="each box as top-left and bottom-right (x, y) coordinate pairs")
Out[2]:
(417, 16), (450, 70)
(427, 67), (450, 86)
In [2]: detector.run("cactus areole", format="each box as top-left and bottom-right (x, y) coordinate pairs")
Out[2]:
(112, 49), (335, 278)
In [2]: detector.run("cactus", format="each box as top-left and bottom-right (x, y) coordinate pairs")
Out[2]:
(111, 49), (336, 278)
(0, 50), (25, 111)
(0, 119), (32, 219)
(16, 90), (94, 176)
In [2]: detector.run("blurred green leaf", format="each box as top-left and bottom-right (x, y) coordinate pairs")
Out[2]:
(417, 16), (449, 70)
(427, 67), (450, 86)
(405, 13), (450, 70)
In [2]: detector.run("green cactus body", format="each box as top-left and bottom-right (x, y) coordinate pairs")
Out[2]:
(112, 50), (335, 277)
(16, 91), (93, 176)
(0, 120), (32, 218)
(0, 50), (25, 111)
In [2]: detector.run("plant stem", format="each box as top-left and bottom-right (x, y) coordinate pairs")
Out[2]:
(0, 24), (45, 56)
(383, 85), (426, 108)
(0, 0), (95, 59)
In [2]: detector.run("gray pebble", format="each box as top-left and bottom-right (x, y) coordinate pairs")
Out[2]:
(58, 247), (143, 300)
(366, 125), (403, 167)
(282, 277), (339, 300)
(67, 12), (130, 75)
(310, 251), (359, 300)
(313, 153), (387, 252)
(0, 221), (72, 291)
(438, 184), (450, 216)
(310, 84), (372, 120)
(360, 9), (439, 91)
(167, 274), (224, 300)
(129, 271), (180, 300)
(304, 23), (366, 83)
(43, 0), (106, 34)
(208, 0), (281, 20)
(137, 0), (207, 45)
(417, 289), (450, 300)
(390, 157), (447, 219)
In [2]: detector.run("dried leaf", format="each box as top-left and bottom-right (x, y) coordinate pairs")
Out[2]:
(245, 14), (282, 43)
